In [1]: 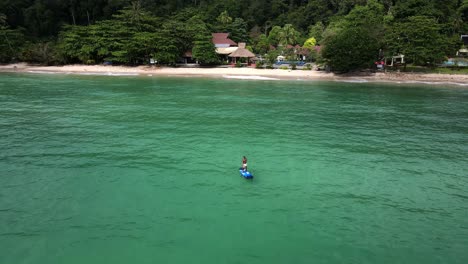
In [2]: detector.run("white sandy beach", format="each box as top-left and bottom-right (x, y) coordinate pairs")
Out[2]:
(1, 63), (467, 86)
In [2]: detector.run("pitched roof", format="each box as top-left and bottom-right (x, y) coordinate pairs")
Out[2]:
(228, 49), (255, 57)
(296, 48), (310, 56)
(228, 43), (255, 58)
(212, 33), (237, 46)
(216, 47), (238, 55)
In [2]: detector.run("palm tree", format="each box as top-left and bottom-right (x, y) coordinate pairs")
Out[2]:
(216, 10), (232, 32)
(130, 0), (145, 30)
(279, 24), (300, 45)
(451, 12), (464, 34)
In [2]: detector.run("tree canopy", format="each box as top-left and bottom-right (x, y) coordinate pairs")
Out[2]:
(0, 0), (466, 70)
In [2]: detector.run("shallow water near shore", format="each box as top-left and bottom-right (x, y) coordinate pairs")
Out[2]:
(1, 73), (468, 264)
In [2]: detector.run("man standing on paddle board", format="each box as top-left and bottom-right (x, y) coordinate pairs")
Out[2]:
(242, 156), (248, 171)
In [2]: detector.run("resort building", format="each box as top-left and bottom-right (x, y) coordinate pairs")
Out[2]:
(457, 35), (468, 57)
(212, 33), (238, 63)
(212, 33), (237, 48)
(181, 33), (255, 65)
(228, 43), (255, 64)
(212, 33), (255, 64)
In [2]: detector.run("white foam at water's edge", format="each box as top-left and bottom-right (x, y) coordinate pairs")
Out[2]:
(337, 78), (467, 87)
(339, 78), (369, 83)
(27, 71), (139, 76)
(222, 75), (280, 81)
(76, 72), (139, 76)
(27, 71), (59, 74)
(20, 71), (468, 86)
(402, 80), (468, 87)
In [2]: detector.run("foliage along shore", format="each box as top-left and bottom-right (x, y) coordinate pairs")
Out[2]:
(1, 0), (467, 72)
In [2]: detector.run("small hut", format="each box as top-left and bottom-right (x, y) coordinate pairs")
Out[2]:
(386, 54), (405, 67)
(228, 43), (255, 65)
(181, 51), (196, 64)
(457, 35), (468, 57)
(215, 47), (238, 63)
(461, 35), (468, 45)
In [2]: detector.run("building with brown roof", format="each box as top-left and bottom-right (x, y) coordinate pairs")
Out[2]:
(212, 33), (237, 48)
(228, 43), (255, 64)
(181, 33), (253, 65)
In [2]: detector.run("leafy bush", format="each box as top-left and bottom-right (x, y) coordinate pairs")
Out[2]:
(255, 60), (264, 69)
(0, 27), (26, 63)
(266, 50), (280, 64)
(290, 62), (297, 70)
(21, 41), (65, 65)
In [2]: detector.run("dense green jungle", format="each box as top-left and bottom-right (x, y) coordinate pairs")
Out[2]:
(1, 0), (467, 71)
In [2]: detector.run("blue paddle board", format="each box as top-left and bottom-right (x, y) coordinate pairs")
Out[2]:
(239, 168), (253, 179)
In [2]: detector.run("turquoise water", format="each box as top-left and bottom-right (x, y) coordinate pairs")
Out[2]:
(1, 73), (467, 264)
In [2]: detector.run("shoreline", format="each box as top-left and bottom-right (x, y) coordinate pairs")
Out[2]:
(1, 63), (467, 86)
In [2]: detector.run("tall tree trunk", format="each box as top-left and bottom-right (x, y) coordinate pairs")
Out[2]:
(2, 32), (15, 54)
(71, 9), (76, 25)
(264, 21), (271, 35)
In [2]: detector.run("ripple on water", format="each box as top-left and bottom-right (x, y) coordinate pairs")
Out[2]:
(1, 74), (468, 264)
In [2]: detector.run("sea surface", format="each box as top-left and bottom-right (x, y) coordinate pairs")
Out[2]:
(1, 73), (467, 264)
